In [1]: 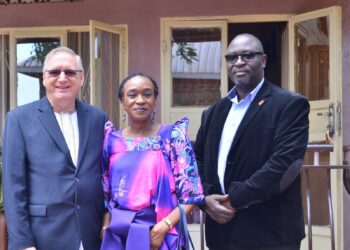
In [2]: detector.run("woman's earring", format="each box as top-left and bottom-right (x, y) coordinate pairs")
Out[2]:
(151, 112), (155, 121)
(122, 112), (126, 122)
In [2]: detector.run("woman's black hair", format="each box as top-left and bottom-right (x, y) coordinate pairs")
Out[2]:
(118, 72), (159, 100)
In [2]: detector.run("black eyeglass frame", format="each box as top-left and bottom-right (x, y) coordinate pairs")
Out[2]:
(225, 52), (264, 63)
(45, 69), (83, 77)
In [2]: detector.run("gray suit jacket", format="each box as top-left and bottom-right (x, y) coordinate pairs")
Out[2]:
(2, 96), (107, 250)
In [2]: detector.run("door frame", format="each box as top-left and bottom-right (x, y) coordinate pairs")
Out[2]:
(89, 20), (128, 128)
(289, 6), (343, 249)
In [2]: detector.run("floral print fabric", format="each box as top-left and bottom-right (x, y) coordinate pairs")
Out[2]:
(101, 117), (204, 224)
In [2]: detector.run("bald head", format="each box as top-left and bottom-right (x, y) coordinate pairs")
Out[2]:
(228, 33), (264, 54)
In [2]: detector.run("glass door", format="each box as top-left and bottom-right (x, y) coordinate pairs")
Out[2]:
(289, 6), (342, 250)
(9, 30), (67, 109)
(289, 7), (342, 147)
(90, 20), (127, 128)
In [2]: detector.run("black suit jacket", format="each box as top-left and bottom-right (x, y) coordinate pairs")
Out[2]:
(194, 81), (309, 248)
(2, 97), (107, 250)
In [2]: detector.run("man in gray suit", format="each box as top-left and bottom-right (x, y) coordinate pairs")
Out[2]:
(2, 47), (107, 250)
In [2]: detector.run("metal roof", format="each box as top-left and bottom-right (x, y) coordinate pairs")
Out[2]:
(172, 41), (221, 80)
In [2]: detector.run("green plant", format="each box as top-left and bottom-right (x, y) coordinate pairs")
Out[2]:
(31, 42), (59, 63)
(174, 42), (198, 64)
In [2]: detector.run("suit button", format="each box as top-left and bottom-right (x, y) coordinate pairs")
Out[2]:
(74, 178), (80, 182)
(76, 205), (80, 209)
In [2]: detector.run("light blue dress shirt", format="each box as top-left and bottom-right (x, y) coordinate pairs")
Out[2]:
(217, 79), (264, 193)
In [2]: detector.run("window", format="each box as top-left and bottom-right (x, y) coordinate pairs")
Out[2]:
(171, 28), (222, 106)
(0, 22), (127, 133)
(161, 20), (227, 139)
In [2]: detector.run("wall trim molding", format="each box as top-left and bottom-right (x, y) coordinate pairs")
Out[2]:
(0, 0), (81, 5)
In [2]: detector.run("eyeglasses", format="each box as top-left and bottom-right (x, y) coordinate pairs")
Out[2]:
(225, 52), (263, 64)
(45, 69), (82, 77)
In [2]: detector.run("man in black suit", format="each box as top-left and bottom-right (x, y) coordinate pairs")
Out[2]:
(2, 47), (107, 250)
(194, 33), (309, 250)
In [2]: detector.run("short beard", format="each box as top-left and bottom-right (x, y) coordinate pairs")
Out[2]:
(235, 80), (254, 94)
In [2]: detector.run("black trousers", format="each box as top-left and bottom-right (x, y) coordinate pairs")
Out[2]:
(209, 242), (301, 250)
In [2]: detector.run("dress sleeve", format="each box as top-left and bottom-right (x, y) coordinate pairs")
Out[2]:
(101, 121), (114, 205)
(168, 117), (205, 205)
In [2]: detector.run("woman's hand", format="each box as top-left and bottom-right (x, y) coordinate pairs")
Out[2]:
(149, 205), (193, 249)
(100, 211), (111, 239)
(150, 220), (169, 250)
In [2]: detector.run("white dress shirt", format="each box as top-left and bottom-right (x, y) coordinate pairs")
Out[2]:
(55, 111), (79, 167)
(217, 79), (264, 193)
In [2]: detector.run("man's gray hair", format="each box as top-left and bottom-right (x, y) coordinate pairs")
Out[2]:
(43, 47), (84, 73)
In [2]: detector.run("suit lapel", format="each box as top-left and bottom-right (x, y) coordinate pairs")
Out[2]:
(76, 100), (90, 169)
(230, 81), (272, 150)
(38, 97), (74, 167)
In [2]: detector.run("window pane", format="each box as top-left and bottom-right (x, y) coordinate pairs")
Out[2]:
(94, 29), (120, 127)
(16, 38), (59, 106)
(171, 28), (221, 106)
(295, 16), (329, 101)
(68, 32), (90, 104)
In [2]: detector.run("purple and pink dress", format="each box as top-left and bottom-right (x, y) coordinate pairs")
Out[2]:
(101, 118), (205, 250)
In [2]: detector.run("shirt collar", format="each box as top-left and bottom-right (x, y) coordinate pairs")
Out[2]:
(227, 78), (265, 103)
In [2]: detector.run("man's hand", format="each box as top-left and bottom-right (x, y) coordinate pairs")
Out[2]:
(204, 194), (236, 224)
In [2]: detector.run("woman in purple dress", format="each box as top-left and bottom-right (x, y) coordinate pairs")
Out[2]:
(100, 73), (205, 250)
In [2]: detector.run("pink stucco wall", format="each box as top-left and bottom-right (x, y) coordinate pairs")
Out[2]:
(341, 0), (350, 243)
(0, 1), (348, 139)
(0, 0), (342, 94)
(0, 0), (348, 141)
(341, 0), (350, 146)
(1, 0), (350, 248)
